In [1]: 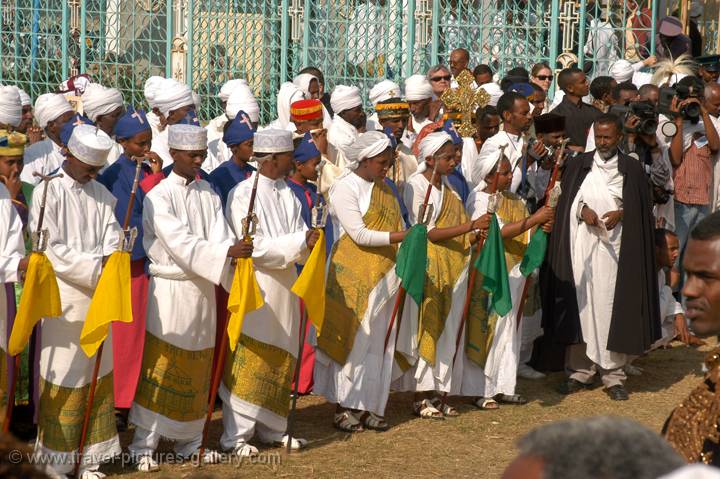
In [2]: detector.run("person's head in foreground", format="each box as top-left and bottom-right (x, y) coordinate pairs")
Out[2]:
(683, 211), (720, 337)
(501, 416), (684, 479)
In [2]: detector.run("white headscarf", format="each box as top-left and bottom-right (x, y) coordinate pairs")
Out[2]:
(404, 75), (433, 101)
(276, 82), (306, 128)
(0, 86), (22, 127)
(82, 83), (124, 122)
(144, 76), (164, 108)
(479, 82), (503, 107)
(330, 85), (363, 114)
(34, 93), (73, 129)
(292, 73), (319, 98)
(609, 60), (635, 83)
(475, 141), (506, 190)
(218, 79), (249, 102)
(369, 80), (401, 106)
(344, 130), (391, 171)
(153, 78), (194, 116)
(16, 88), (30, 106)
(226, 85), (260, 122)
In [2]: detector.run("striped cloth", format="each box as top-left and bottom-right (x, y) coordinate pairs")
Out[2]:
(674, 143), (712, 206)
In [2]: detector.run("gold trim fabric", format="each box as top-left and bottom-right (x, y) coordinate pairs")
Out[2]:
(466, 193), (529, 367)
(37, 374), (115, 453)
(418, 188), (470, 366)
(133, 333), (213, 423)
(223, 334), (295, 418)
(318, 180), (401, 365)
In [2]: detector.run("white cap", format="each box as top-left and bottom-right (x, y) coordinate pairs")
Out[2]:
(0, 86), (23, 127)
(34, 93), (74, 128)
(369, 80), (401, 106)
(82, 83), (124, 122)
(168, 124), (207, 150)
(404, 75), (433, 101)
(67, 124), (114, 167)
(226, 85), (260, 122)
(330, 85), (363, 114)
(218, 79), (249, 102)
(253, 129), (293, 154)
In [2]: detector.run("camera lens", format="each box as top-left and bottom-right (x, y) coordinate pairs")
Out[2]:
(682, 103), (701, 120)
(640, 119), (658, 136)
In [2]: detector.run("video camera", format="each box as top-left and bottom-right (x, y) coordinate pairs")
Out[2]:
(657, 84), (702, 123)
(608, 101), (659, 136)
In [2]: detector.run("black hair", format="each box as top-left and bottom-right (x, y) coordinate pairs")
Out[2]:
(475, 105), (499, 123)
(590, 76), (616, 100)
(558, 67), (584, 92)
(611, 81), (639, 102)
(497, 92), (526, 119)
(594, 113), (623, 132)
(473, 64), (493, 77)
(690, 211), (720, 241)
(299, 66), (324, 84)
(654, 228), (677, 247)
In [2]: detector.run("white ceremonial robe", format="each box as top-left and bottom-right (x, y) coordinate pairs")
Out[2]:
(150, 128), (173, 167)
(392, 174), (469, 394)
(205, 137), (232, 174)
(206, 114), (227, 143)
(0, 184), (24, 383)
(21, 138), (65, 185)
(569, 152), (628, 370)
(459, 189), (528, 398)
(146, 110), (162, 139)
(313, 172), (403, 416)
(327, 116), (359, 169)
(473, 132), (525, 193)
(219, 173), (309, 448)
(403, 115), (433, 150)
(129, 171), (234, 453)
(31, 171), (122, 475)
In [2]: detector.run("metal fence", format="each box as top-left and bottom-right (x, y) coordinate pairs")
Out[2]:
(0, 0), (712, 124)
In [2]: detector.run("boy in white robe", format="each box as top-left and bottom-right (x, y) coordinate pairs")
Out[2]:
(220, 129), (318, 455)
(149, 79), (197, 167)
(128, 124), (252, 472)
(32, 123), (123, 478)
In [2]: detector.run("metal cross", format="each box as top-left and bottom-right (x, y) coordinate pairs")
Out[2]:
(131, 110), (145, 124)
(440, 70), (491, 137)
(415, 0), (432, 46)
(287, 0), (305, 43)
(559, 0), (580, 53)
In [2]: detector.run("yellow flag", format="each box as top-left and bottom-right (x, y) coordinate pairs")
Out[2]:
(227, 257), (264, 351)
(80, 251), (133, 357)
(9, 252), (62, 356)
(291, 230), (326, 333)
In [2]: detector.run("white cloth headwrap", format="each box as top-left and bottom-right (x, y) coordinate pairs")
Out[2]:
(609, 60), (635, 83)
(417, 131), (452, 165)
(479, 82), (503, 107)
(404, 74), (433, 101)
(144, 76), (164, 108)
(276, 82), (307, 128)
(292, 74), (319, 98)
(192, 91), (202, 111)
(154, 78), (195, 116)
(218, 79), (249, 102)
(68, 124), (114, 166)
(475, 140), (506, 190)
(34, 93), (73, 129)
(81, 83), (124, 122)
(226, 84), (260, 122)
(369, 79), (401, 106)
(343, 130), (391, 171)
(0, 86), (22, 127)
(16, 88), (30, 106)
(330, 85), (363, 114)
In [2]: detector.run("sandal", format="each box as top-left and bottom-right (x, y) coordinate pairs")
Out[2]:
(360, 411), (390, 431)
(333, 410), (364, 433)
(429, 397), (459, 417)
(494, 393), (528, 405)
(413, 399), (445, 420)
(474, 397), (499, 410)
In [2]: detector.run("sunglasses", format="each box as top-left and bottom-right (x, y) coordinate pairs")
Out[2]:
(535, 75), (553, 81)
(431, 75), (451, 82)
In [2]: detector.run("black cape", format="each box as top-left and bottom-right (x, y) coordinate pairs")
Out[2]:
(538, 151), (661, 361)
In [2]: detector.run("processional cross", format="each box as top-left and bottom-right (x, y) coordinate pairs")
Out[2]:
(440, 70), (490, 137)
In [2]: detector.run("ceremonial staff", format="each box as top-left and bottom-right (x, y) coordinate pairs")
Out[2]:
(199, 170), (260, 463)
(286, 159), (329, 453)
(74, 158), (142, 478)
(3, 171), (62, 433)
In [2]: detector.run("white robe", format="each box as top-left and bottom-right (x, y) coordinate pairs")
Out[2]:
(327, 116), (359, 169)
(205, 137), (232, 174)
(21, 138), (65, 185)
(31, 171), (122, 474)
(474, 132), (525, 193)
(129, 171), (234, 441)
(653, 270), (685, 349)
(0, 183), (24, 362)
(569, 152), (628, 370)
(313, 172), (402, 416)
(206, 114), (226, 143)
(220, 173), (309, 442)
(150, 128), (174, 167)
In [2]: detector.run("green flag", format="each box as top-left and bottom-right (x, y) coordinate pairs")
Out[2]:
(395, 224), (428, 305)
(519, 229), (548, 277)
(474, 214), (512, 317)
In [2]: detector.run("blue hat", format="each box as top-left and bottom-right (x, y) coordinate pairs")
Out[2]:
(293, 132), (321, 164)
(176, 109), (200, 126)
(442, 120), (463, 145)
(113, 106), (151, 140)
(382, 126), (398, 149)
(223, 110), (255, 146)
(508, 82), (536, 99)
(60, 114), (94, 146)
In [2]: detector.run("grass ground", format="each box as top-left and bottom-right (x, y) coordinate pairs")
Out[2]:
(103, 340), (710, 479)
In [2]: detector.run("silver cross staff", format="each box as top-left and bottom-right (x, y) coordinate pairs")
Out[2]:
(31, 172), (64, 252)
(311, 159), (329, 229)
(487, 144), (508, 214)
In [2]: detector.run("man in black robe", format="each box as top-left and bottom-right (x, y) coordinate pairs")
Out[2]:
(540, 114), (660, 401)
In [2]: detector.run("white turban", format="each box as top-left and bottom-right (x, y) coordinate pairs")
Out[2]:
(475, 140), (507, 189)
(16, 88), (30, 106)
(144, 76), (164, 108)
(369, 80), (401, 106)
(218, 79), (249, 102)
(330, 85), (363, 114)
(67, 124), (114, 167)
(153, 79), (194, 116)
(226, 85), (260, 122)
(0, 86), (22, 127)
(344, 130), (391, 171)
(609, 60), (635, 83)
(479, 82), (503, 107)
(34, 93), (73, 129)
(418, 131), (452, 164)
(404, 75), (433, 101)
(276, 82), (306, 128)
(292, 73), (319, 98)
(82, 83), (124, 122)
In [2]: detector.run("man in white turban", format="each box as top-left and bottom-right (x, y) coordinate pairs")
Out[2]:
(32, 123), (123, 478)
(9, 86), (34, 136)
(327, 85), (366, 169)
(0, 86), (22, 130)
(404, 74), (436, 146)
(150, 78), (197, 166)
(144, 76), (164, 137)
(293, 73), (332, 128)
(82, 83), (125, 167)
(608, 56), (657, 88)
(268, 82), (307, 130)
(21, 93), (75, 185)
(366, 79), (401, 130)
(206, 78), (249, 143)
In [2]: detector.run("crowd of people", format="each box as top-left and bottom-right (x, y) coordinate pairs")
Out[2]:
(1, 15), (720, 477)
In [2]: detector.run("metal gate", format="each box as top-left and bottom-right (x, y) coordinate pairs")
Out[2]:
(0, 1), (700, 124)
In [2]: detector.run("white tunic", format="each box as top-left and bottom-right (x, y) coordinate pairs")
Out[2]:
(220, 172), (309, 434)
(0, 184), (24, 356)
(21, 138), (65, 185)
(150, 128), (173, 167)
(327, 116), (359, 169)
(205, 137), (232, 174)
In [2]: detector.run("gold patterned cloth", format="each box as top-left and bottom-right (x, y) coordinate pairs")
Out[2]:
(466, 192), (530, 368)
(317, 180), (402, 365)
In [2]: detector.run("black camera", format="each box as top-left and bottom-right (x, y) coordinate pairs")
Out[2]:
(658, 84), (702, 123)
(608, 101), (659, 136)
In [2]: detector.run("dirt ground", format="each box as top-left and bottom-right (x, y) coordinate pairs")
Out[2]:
(101, 340), (710, 479)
